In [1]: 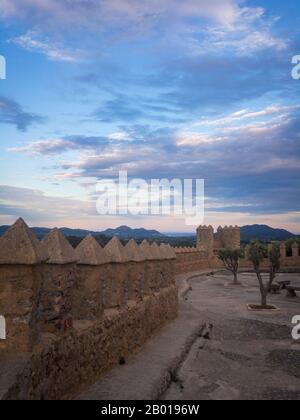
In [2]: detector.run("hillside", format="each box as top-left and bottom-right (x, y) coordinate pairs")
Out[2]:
(101, 225), (164, 239)
(241, 225), (295, 242)
(0, 223), (296, 243)
(0, 224), (164, 240)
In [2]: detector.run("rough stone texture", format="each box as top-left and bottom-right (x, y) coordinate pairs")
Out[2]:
(151, 243), (162, 260)
(216, 225), (240, 249)
(125, 239), (144, 262)
(197, 225), (240, 254)
(175, 248), (210, 274)
(75, 235), (110, 266)
(102, 263), (127, 309)
(167, 244), (177, 260)
(105, 237), (128, 263)
(159, 244), (170, 260)
(126, 262), (143, 301)
(74, 265), (105, 320)
(38, 263), (77, 333)
(163, 260), (176, 288)
(197, 225), (214, 255)
(0, 218), (47, 265)
(42, 229), (77, 265)
(140, 240), (154, 260)
(3, 285), (178, 400)
(0, 265), (41, 352)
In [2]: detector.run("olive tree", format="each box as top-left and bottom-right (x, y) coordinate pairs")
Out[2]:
(267, 244), (281, 292)
(247, 241), (269, 307)
(218, 248), (244, 285)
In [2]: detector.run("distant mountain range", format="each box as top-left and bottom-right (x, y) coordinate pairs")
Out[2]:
(101, 225), (164, 239)
(0, 224), (165, 240)
(0, 225), (95, 239)
(240, 225), (296, 242)
(0, 223), (297, 242)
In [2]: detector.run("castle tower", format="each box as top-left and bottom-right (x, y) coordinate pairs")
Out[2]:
(216, 225), (240, 249)
(227, 225), (241, 249)
(197, 225), (214, 255)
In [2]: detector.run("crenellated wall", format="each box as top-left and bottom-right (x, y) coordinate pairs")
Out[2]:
(0, 219), (178, 400)
(174, 247), (210, 274)
(197, 224), (241, 253)
(1, 219), (299, 399)
(175, 242), (300, 274)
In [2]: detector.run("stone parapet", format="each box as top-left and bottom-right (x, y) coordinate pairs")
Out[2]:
(0, 220), (178, 355)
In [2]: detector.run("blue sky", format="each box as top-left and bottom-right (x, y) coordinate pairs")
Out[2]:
(0, 0), (300, 233)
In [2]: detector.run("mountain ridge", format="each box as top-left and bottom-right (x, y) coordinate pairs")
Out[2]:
(240, 224), (296, 241)
(0, 223), (297, 242)
(0, 224), (165, 240)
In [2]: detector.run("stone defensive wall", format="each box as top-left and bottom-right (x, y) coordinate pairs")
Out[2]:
(174, 247), (210, 274)
(175, 242), (300, 274)
(0, 219), (178, 400)
(209, 243), (300, 272)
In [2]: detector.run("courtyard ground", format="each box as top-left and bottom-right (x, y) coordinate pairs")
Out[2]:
(77, 271), (300, 401)
(164, 272), (300, 400)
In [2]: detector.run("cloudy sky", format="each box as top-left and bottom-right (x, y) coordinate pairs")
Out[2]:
(0, 0), (299, 233)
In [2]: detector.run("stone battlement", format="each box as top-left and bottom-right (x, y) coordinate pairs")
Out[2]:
(197, 224), (241, 254)
(1, 220), (299, 399)
(0, 219), (177, 355)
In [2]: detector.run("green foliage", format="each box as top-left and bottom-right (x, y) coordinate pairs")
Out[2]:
(246, 241), (267, 269)
(285, 238), (295, 256)
(268, 243), (281, 272)
(285, 238), (300, 256)
(218, 248), (244, 264)
(217, 248), (244, 283)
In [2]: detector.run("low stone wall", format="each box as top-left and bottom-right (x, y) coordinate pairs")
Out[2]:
(210, 254), (300, 272)
(175, 244), (300, 275)
(4, 285), (178, 400)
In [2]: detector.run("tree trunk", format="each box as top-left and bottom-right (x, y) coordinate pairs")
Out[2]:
(267, 266), (275, 293)
(261, 288), (268, 307)
(256, 269), (268, 308)
(233, 272), (238, 285)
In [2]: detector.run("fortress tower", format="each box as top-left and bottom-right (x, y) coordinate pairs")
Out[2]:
(196, 225), (214, 255)
(216, 226), (241, 249)
(197, 224), (241, 254)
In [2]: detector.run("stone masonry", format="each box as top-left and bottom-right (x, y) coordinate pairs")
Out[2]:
(0, 219), (178, 399)
(1, 220), (299, 399)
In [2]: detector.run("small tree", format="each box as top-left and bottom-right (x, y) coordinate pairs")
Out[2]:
(267, 244), (281, 292)
(247, 241), (268, 307)
(218, 248), (244, 285)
